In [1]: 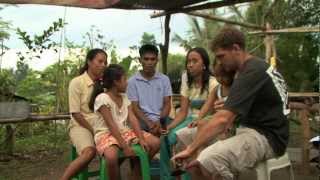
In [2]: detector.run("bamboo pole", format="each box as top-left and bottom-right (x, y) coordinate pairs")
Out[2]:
(151, 0), (257, 18)
(0, 114), (70, 124)
(186, 11), (264, 30)
(288, 92), (320, 97)
(264, 23), (273, 64)
(249, 26), (320, 35)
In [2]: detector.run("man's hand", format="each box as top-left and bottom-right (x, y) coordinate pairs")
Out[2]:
(214, 99), (225, 110)
(171, 146), (194, 162)
(88, 126), (94, 135)
(184, 160), (201, 170)
(188, 120), (199, 128)
(166, 122), (176, 132)
(147, 120), (161, 136)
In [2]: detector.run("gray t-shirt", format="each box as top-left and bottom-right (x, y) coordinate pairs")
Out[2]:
(224, 57), (289, 156)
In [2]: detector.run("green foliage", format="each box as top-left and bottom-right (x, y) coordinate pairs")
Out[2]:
(109, 43), (119, 64)
(0, 122), (68, 154)
(0, 8), (11, 66)
(173, 10), (222, 55)
(14, 20), (62, 106)
(140, 32), (157, 46)
(15, 60), (29, 83)
(245, 0), (319, 91)
(167, 53), (185, 93)
(0, 69), (16, 101)
(277, 33), (319, 91)
(16, 18), (65, 59)
(174, 0), (319, 92)
(0, 6), (11, 42)
(120, 56), (138, 77)
(82, 25), (112, 50)
(0, 18), (10, 41)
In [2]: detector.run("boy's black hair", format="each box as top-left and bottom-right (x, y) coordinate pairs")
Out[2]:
(139, 44), (159, 57)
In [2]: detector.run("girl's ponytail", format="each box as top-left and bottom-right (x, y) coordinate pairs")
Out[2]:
(89, 79), (104, 111)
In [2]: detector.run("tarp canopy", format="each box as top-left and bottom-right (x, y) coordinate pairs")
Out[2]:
(0, 0), (211, 10)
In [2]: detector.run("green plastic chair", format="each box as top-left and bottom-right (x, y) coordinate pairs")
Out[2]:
(99, 144), (151, 180)
(70, 146), (100, 180)
(71, 144), (151, 180)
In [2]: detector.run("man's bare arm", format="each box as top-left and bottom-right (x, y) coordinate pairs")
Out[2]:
(160, 96), (171, 118)
(188, 110), (236, 153)
(71, 113), (94, 134)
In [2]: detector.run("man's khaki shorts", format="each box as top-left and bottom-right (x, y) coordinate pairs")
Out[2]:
(69, 126), (95, 155)
(197, 127), (274, 180)
(176, 126), (218, 148)
(176, 126), (197, 147)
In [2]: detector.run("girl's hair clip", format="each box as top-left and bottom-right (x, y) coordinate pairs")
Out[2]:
(97, 77), (103, 86)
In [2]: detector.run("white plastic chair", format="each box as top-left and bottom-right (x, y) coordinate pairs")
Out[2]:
(255, 152), (294, 180)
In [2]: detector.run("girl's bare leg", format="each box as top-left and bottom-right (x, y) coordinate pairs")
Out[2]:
(103, 146), (120, 180)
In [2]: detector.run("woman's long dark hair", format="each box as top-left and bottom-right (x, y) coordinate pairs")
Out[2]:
(185, 47), (211, 94)
(89, 64), (125, 111)
(79, 48), (108, 75)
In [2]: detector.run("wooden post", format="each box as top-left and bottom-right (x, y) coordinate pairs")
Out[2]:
(298, 108), (310, 175)
(264, 22), (273, 63)
(159, 14), (171, 74)
(3, 125), (15, 155)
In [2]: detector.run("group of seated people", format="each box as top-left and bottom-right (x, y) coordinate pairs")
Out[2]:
(60, 26), (290, 180)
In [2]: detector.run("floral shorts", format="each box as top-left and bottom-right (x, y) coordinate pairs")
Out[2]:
(96, 129), (151, 155)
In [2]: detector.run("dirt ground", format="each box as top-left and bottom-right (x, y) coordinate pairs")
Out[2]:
(0, 147), (319, 180)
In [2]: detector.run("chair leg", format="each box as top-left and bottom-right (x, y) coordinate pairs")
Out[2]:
(140, 155), (150, 180)
(71, 146), (78, 179)
(100, 145), (151, 180)
(71, 146), (78, 161)
(78, 167), (88, 180)
(289, 165), (294, 180)
(100, 157), (108, 180)
(133, 145), (151, 180)
(256, 164), (268, 180)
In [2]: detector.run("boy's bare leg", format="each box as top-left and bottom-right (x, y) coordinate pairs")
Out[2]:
(144, 134), (161, 158)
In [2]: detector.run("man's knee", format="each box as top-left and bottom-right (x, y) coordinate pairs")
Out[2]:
(197, 141), (236, 180)
(186, 160), (212, 179)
